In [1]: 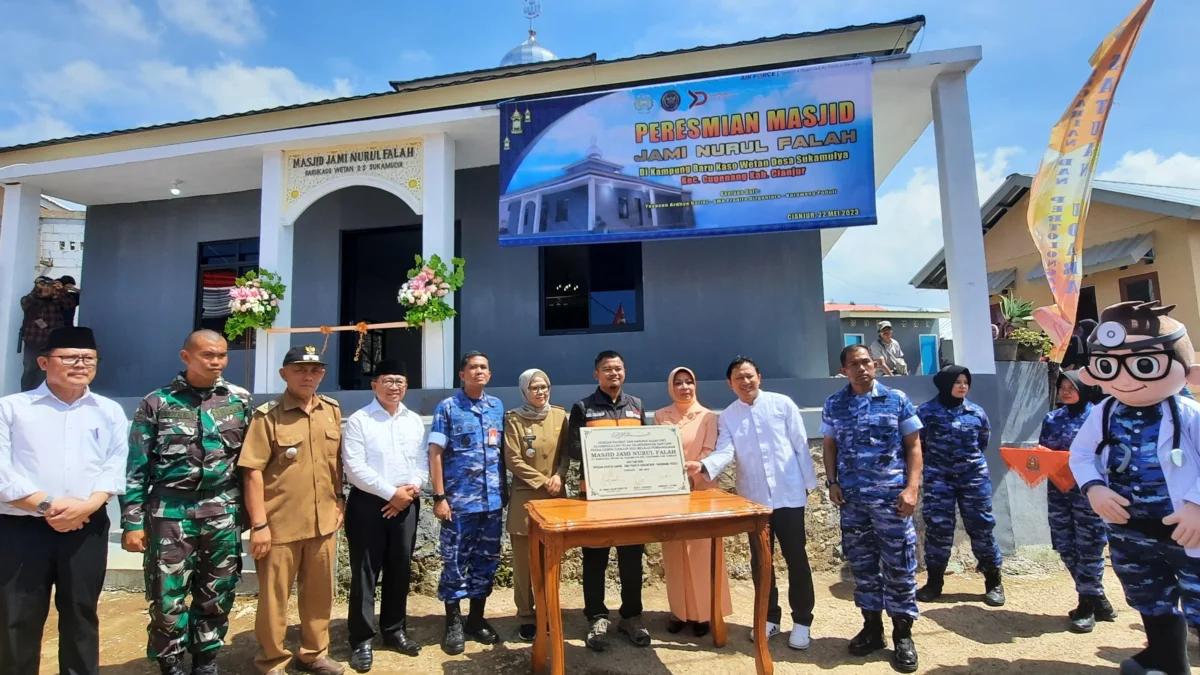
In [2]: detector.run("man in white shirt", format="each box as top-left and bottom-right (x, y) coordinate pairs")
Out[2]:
(687, 356), (818, 650)
(0, 326), (129, 675)
(341, 360), (428, 673)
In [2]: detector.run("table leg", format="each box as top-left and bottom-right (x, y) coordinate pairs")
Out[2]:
(530, 530), (548, 674)
(545, 535), (566, 675)
(752, 523), (774, 675)
(710, 536), (727, 648)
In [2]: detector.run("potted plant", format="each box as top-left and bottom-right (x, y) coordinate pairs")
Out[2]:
(1010, 326), (1054, 361)
(993, 292), (1034, 361)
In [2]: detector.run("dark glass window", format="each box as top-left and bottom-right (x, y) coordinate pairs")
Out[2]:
(196, 238), (259, 347)
(540, 242), (643, 335)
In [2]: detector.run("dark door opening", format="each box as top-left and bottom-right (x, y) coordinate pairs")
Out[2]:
(1077, 285), (1100, 324)
(339, 226), (423, 391)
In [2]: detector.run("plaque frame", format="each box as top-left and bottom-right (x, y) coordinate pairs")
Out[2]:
(579, 425), (690, 501)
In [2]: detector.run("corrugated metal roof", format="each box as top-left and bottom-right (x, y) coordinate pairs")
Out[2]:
(1026, 232), (1154, 281)
(987, 268), (1016, 294)
(911, 174), (1200, 290)
(0, 15), (924, 156)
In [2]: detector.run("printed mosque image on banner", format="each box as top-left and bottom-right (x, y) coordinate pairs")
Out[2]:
(499, 136), (697, 239)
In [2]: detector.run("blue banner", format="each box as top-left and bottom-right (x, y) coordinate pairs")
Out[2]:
(499, 59), (876, 247)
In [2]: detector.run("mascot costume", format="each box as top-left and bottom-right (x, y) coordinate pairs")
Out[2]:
(1070, 301), (1200, 675)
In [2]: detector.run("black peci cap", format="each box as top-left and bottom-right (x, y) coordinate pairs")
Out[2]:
(43, 326), (97, 352)
(373, 359), (407, 378)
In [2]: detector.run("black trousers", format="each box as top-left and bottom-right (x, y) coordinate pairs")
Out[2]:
(345, 489), (419, 645)
(582, 544), (644, 620)
(748, 506), (815, 626)
(0, 511), (109, 675)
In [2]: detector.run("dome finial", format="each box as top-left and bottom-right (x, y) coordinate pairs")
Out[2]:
(500, 0), (557, 67)
(523, 0), (542, 32)
(586, 136), (602, 158)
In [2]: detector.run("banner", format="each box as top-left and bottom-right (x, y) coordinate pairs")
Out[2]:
(498, 59), (875, 246)
(1028, 0), (1154, 361)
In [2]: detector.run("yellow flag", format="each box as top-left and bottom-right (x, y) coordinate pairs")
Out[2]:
(1027, 0), (1154, 362)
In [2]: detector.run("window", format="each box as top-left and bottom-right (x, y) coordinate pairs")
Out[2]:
(196, 238), (259, 346)
(1078, 285), (1100, 323)
(555, 199), (569, 223)
(1119, 271), (1159, 303)
(844, 334), (864, 347)
(540, 242), (643, 335)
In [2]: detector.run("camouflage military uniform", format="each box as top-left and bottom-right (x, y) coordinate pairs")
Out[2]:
(917, 398), (1002, 571)
(121, 374), (252, 662)
(428, 390), (505, 602)
(1039, 402), (1110, 596)
(821, 381), (922, 620)
(1103, 401), (1200, 618)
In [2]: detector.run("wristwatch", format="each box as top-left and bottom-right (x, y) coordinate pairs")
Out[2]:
(36, 498), (53, 516)
(825, 479), (839, 489)
(433, 494), (447, 503)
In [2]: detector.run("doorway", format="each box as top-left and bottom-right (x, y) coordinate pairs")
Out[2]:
(339, 226), (424, 390)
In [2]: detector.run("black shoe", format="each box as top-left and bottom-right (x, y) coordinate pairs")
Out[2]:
(1093, 594), (1118, 623)
(348, 641), (372, 674)
(464, 598), (500, 645)
(442, 602), (466, 656)
(1069, 594), (1098, 634)
(983, 566), (1006, 607)
(1118, 613), (1190, 675)
(848, 610), (886, 656)
(518, 623), (537, 642)
(158, 656), (187, 675)
(381, 628), (421, 657)
(693, 622), (710, 638)
(916, 566), (945, 603)
(666, 616), (686, 634)
(191, 650), (219, 675)
(891, 616), (918, 674)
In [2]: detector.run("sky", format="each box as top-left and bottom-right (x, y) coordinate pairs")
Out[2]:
(2, 0), (1199, 309)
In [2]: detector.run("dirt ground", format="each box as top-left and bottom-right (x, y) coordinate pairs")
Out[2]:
(38, 569), (1193, 674)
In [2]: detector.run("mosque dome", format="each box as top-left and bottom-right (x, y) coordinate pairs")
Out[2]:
(500, 30), (557, 67)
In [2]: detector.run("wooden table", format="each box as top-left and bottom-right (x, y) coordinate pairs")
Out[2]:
(526, 489), (774, 675)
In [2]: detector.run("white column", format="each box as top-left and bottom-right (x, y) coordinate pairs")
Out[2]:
(422, 132), (455, 389)
(648, 188), (658, 228)
(932, 71), (995, 375)
(0, 183), (42, 394)
(531, 193), (542, 233)
(254, 151), (293, 395)
(587, 179), (597, 230)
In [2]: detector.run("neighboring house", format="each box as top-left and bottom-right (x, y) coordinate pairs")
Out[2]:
(824, 302), (949, 376)
(0, 187), (86, 284)
(912, 174), (1200, 341)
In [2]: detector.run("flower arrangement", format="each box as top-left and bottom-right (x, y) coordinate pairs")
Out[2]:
(397, 254), (465, 326)
(224, 269), (287, 341)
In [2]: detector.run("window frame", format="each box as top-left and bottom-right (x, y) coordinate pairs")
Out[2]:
(1119, 270), (1160, 303)
(538, 242), (645, 336)
(844, 334), (864, 347)
(194, 237), (259, 349)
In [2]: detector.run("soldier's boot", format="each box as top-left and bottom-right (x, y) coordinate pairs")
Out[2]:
(191, 649), (219, 675)
(1094, 594), (1119, 622)
(442, 602), (466, 656)
(915, 566), (944, 603)
(157, 655), (187, 675)
(983, 566), (1006, 607)
(1119, 613), (1189, 675)
(464, 598), (500, 645)
(1069, 594), (1098, 634)
(847, 610), (885, 656)
(890, 616), (919, 674)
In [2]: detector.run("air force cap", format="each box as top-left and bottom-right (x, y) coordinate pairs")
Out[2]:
(282, 344), (327, 367)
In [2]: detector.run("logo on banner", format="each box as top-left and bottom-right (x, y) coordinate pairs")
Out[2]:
(634, 94), (654, 113)
(660, 90), (681, 112)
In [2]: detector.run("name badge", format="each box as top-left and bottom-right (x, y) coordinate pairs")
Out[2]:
(487, 428), (500, 447)
(625, 411), (641, 419)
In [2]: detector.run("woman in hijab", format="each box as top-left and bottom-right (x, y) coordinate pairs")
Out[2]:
(914, 366), (1005, 607)
(653, 367), (732, 637)
(503, 369), (569, 642)
(1039, 370), (1117, 633)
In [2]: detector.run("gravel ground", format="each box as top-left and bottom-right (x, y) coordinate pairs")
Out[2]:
(38, 568), (1192, 674)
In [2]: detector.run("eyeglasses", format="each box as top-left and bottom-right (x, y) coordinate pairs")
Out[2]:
(377, 378), (407, 389)
(51, 355), (99, 367)
(528, 385), (549, 393)
(1086, 351), (1174, 382)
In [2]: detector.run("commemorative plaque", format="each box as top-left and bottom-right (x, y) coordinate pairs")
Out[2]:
(579, 426), (690, 501)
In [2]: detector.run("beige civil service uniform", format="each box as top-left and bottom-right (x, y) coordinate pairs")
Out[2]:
(503, 406), (569, 619)
(238, 392), (344, 674)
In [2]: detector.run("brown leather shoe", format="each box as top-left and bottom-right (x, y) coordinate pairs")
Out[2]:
(295, 657), (346, 675)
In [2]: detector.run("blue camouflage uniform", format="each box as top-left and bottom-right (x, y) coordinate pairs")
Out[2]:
(1040, 402), (1110, 597)
(917, 398), (1002, 571)
(822, 381), (922, 620)
(1101, 400), (1200, 619)
(429, 390), (506, 602)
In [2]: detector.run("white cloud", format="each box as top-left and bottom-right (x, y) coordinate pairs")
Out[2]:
(77, 0), (159, 43)
(1096, 150), (1200, 188)
(137, 60), (353, 117)
(0, 115), (78, 148)
(25, 60), (125, 112)
(822, 146), (1022, 307)
(157, 0), (262, 45)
